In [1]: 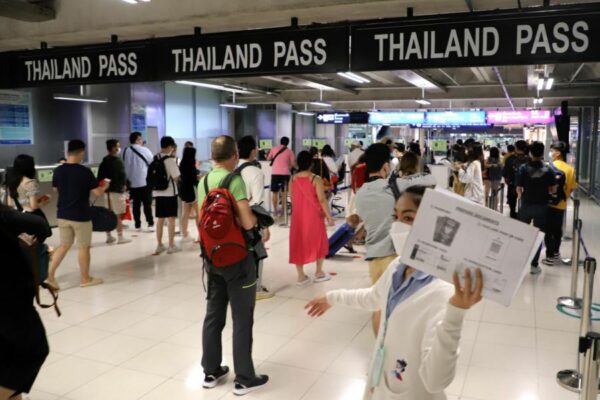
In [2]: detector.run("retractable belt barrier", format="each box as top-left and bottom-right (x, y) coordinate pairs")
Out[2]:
(558, 198), (583, 310)
(557, 258), (600, 394)
(487, 183), (505, 213)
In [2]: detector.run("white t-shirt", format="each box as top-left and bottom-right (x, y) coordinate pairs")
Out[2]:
(238, 159), (265, 206)
(348, 148), (364, 168)
(323, 156), (339, 177)
(152, 153), (181, 197)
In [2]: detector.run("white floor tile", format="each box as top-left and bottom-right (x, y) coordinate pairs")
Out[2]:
(462, 367), (539, 400)
(123, 342), (203, 377)
(267, 338), (345, 372)
(254, 312), (313, 337)
(139, 378), (228, 400)
(74, 334), (157, 365)
(33, 356), (112, 395)
(476, 322), (536, 348)
(299, 373), (366, 400)
(119, 315), (194, 341)
(535, 310), (580, 332)
(235, 361), (320, 400)
(79, 308), (150, 332)
(63, 367), (166, 400)
(47, 326), (113, 354)
(326, 346), (372, 378)
(481, 302), (535, 327)
(296, 319), (364, 345)
(469, 342), (537, 373)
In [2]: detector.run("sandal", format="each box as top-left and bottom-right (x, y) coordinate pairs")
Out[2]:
(313, 274), (332, 283)
(80, 277), (104, 288)
(296, 276), (311, 286)
(44, 279), (60, 291)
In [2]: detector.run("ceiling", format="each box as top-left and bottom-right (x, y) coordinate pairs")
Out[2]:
(202, 63), (600, 111)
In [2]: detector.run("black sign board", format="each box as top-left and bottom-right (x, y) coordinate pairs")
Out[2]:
(156, 25), (349, 79)
(351, 6), (600, 71)
(8, 44), (151, 88)
(316, 111), (369, 124)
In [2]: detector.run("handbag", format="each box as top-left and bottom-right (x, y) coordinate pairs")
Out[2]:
(19, 236), (61, 317)
(452, 171), (466, 196)
(90, 205), (118, 232)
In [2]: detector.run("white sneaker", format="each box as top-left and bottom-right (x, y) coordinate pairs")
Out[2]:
(167, 246), (181, 254)
(106, 235), (116, 244)
(153, 244), (166, 255)
(117, 237), (132, 245)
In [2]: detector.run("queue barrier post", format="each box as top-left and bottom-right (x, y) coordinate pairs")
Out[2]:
(557, 257), (597, 393)
(562, 198), (581, 265)
(558, 215), (583, 310)
(581, 331), (600, 400)
(499, 184), (505, 214)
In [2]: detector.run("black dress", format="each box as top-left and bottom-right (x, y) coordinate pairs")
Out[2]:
(0, 208), (51, 396)
(179, 164), (199, 204)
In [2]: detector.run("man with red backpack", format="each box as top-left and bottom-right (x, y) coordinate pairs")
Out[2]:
(197, 135), (268, 396)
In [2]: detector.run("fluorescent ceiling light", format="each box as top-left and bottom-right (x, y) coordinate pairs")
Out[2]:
(310, 101), (332, 107)
(537, 78), (545, 91)
(297, 111), (315, 116)
(545, 77), (554, 90)
(393, 70), (443, 92)
(121, 0), (150, 3)
(175, 80), (250, 94)
(415, 99), (431, 105)
(220, 103), (248, 109)
(53, 94), (107, 103)
(533, 98), (543, 105)
(337, 72), (370, 84)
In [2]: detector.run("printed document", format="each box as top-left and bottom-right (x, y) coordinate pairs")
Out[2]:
(400, 188), (543, 306)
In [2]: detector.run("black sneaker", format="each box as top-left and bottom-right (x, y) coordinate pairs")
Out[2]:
(233, 375), (269, 396)
(203, 366), (229, 389)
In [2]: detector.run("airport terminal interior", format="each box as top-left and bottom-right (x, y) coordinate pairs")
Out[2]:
(2, 0), (600, 399)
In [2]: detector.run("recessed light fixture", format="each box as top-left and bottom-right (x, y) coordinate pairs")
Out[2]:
(121, 0), (150, 3)
(415, 99), (431, 105)
(310, 101), (332, 107)
(175, 80), (250, 94)
(337, 72), (370, 84)
(219, 103), (248, 109)
(533, 97), (544, 105)
(545, 77), (554, 90)
(53, 94), (107, 103)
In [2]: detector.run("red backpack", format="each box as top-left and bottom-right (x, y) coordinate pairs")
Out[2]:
(199, 173), (248, 267)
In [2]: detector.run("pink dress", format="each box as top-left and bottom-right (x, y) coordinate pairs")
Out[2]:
(289, 176), (329, 264)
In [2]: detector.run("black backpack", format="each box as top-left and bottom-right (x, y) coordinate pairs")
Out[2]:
(147, 155), (170, 191)
(548, 163), (567, 205)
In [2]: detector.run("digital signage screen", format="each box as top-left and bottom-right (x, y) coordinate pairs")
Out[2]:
(316, 112), (369, 124)
(487, 110), (553, 125)
(368, 112), (425, 125)
(423, 111), (487, 127)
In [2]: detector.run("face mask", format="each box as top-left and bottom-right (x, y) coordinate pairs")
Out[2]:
(116, 148), (121, 155)
(390, 221), (411, 255)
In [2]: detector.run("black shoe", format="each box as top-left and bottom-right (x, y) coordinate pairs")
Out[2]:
(233, 375), (269, 396)
(203, 366), (229, 389)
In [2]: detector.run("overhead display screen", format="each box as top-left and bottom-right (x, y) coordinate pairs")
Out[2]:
(368, 112), (425, 125)
(0, 90), (33, 144)
(487, 110), (553, 125)
(422, 111), (487, 127)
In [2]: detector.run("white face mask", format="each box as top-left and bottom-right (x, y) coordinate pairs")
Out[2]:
(390, 221), (411, 255)
(116, 148), (122, 155)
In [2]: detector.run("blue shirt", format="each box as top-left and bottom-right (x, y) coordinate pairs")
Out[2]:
(386, 262), (434, 320)
(52, 163), (99, 222)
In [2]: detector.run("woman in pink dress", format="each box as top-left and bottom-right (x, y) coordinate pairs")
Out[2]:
(290, 151), (335, 285)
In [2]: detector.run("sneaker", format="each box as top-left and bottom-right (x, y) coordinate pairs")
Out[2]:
(144, 226), (155, 233)
(256, 289), (275, 301)
(167, 246), (181, 254)
(530, 265), (542, 275)
(203, 366), (229, 389)
(117, 237), (132, 245)
(136, 227), (142, 232)
(153, 244), (166, 255)
(233, 375), (269, 396)
(106, 235), (116, 244)
(542, 256), (560, 266)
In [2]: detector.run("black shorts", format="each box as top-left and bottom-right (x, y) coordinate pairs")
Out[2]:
(155, 196), (178, 218)
(270, 175), (290, 192)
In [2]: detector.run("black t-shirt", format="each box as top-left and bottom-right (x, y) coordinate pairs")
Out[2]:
(515, 160), (557, 205)
(52, 164), (99, 221)
(97, 155), (126, 193)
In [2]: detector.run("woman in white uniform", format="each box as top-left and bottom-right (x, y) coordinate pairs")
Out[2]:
(306, 185), (483, 400)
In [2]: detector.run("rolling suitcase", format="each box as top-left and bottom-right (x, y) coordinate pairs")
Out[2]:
(326, 223), (359, 258)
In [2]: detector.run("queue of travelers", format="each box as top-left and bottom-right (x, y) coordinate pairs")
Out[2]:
(0, 130), (576, 400)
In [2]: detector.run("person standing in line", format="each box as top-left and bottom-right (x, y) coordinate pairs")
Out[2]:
(47, 140), (106, 290)
(289, 151), (335, 285)
(542, 141), (577, 266)
(7, 154), (51, 215)
(152, 136), (181, 255)
(178, 146), (200, 242)
(390, 142), (405, 173)
(237, 136), (272, 300)
(483, 147), (503, 207)
(97, 139), (131, 245)
(516, 141), (557, 275)
(503, 140), (530, 219)
(267, 137), (296, 217)
(198, 135), (268, 396)
(348, 140), (365, 170)
(457, 144), (485, 205)
(0, 205), (52, 400)
(123, 131), (155, 232)
(321, 144), (342, 183)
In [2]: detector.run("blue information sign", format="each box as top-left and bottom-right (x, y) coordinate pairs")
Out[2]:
(0, 90), (33, 145)
(368, 112), (425, 125)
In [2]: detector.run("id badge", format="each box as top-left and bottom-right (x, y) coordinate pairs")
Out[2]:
(371, 346), (385, 388)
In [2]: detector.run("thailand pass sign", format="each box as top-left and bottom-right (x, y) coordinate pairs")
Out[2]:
(158, 25), (349, 79)
(351, 8), (600, 70)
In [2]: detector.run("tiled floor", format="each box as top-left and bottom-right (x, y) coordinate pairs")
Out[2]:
(24, 196), (600, 400)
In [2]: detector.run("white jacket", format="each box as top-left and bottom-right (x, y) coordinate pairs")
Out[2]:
(327, 261), (466, 400)
(459, 160), (484, 205)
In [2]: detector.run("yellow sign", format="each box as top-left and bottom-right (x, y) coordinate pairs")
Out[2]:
(344, 138), (355, 147)
(313, 139), (326, 149)
(259, 139), (273, 149)
(37, 169), (54, 183)
(302, 139), (312, 146)
(90, 166), (99, 177)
